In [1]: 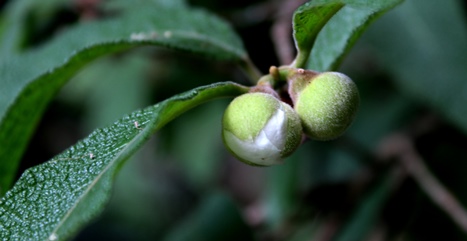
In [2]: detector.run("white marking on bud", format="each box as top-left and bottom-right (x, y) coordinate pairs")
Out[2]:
(224, 106), (288, 166)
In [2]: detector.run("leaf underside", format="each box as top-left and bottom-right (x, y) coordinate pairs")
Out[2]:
(0, 82), (248, 241)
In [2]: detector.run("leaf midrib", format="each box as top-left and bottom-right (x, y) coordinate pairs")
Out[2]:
(47, 117), (154, 238)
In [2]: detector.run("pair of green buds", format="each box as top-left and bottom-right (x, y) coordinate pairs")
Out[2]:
(222, 66), (359, 166)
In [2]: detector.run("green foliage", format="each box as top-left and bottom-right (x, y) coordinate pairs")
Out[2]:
(334, 171), (396, 241)
(0, 82), (247, 240)
(363, 0), (467, 135)
(292, 0), (402, 69)
(162, 193), (255, 241)
(292, 0), (343, 68)
(307, 0), (403, 71)
(0, 0), (247, 195)
(1, 0), (467, 240)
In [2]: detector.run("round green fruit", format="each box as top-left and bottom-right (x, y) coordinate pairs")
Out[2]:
(293, 72), (359, 140)
(222, 92), (302, 166)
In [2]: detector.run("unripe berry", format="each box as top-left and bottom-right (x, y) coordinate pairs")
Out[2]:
(290, 71), (359, 141)
(222, 92), (302, 166)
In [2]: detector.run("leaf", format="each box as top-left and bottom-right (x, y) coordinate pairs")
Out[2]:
(361, 0), (467, 135)
(292, 0), (403, 69)
(308, 0), (403, 72)
(103, 0), (187, 12)
(333, 170), (397, 241)
(0, 0), (34, 56)
(69, 54), (153, 131)
(0, 0), (188, 56)
(301, 142), (362, 188)
(166, 101), (228, 187)
(0, 82), (249, 240)
(264, 153), (300, 227)
(162, 193), (255, 241)
(0, 2), (248, 195)
(292, 0), (344, 68)
(0, 0), (70, 57)
(347, 80), (415, 151)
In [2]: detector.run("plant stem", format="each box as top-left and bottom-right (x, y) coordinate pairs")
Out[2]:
(403, 145), (467, 233)
(240, 57), (262, 83)
(291, 51), (310, 69)
(271, 0), (308, 65)
(379, 133), (467, 233)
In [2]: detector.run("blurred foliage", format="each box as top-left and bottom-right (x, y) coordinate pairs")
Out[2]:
(1, 0), (467, 240)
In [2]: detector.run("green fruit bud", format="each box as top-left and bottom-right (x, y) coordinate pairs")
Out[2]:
(222, 92), (302, 166)
(292, 71), (359, 141)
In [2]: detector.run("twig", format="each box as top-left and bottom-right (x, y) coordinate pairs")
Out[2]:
(271, 20), (294, 65)
(271, 0), (308, 65)
(240, 58), (263, 83)
(378, 133), (467, 233)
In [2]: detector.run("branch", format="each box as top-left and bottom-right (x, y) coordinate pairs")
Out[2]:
(229, 0), (307, 66)
(271, 0), (308, 65)
(378, 133), (467, 233)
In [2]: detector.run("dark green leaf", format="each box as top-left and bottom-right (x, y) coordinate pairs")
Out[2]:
(361, 0), (467, 134)
(103, 0), (186, 12)
(166, 101), (228, 187)
(307, 0), (403, 71)
(69, 54), (153, 131)
(0, 0), (42, 56)
(292, 0), (403, 69)
(347, 83), (414, 151)
(0, 0), (187, 56)
(264, 153), (300, 227)
(292, 0), (343, 68)
(0, 82), (248, 240)
(0, 2), (247, 195)
(162, 193), (255, 241)
(293, 141), (362, 191)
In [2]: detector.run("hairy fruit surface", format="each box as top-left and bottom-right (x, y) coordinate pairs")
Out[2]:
(292, 71), (359, 140)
